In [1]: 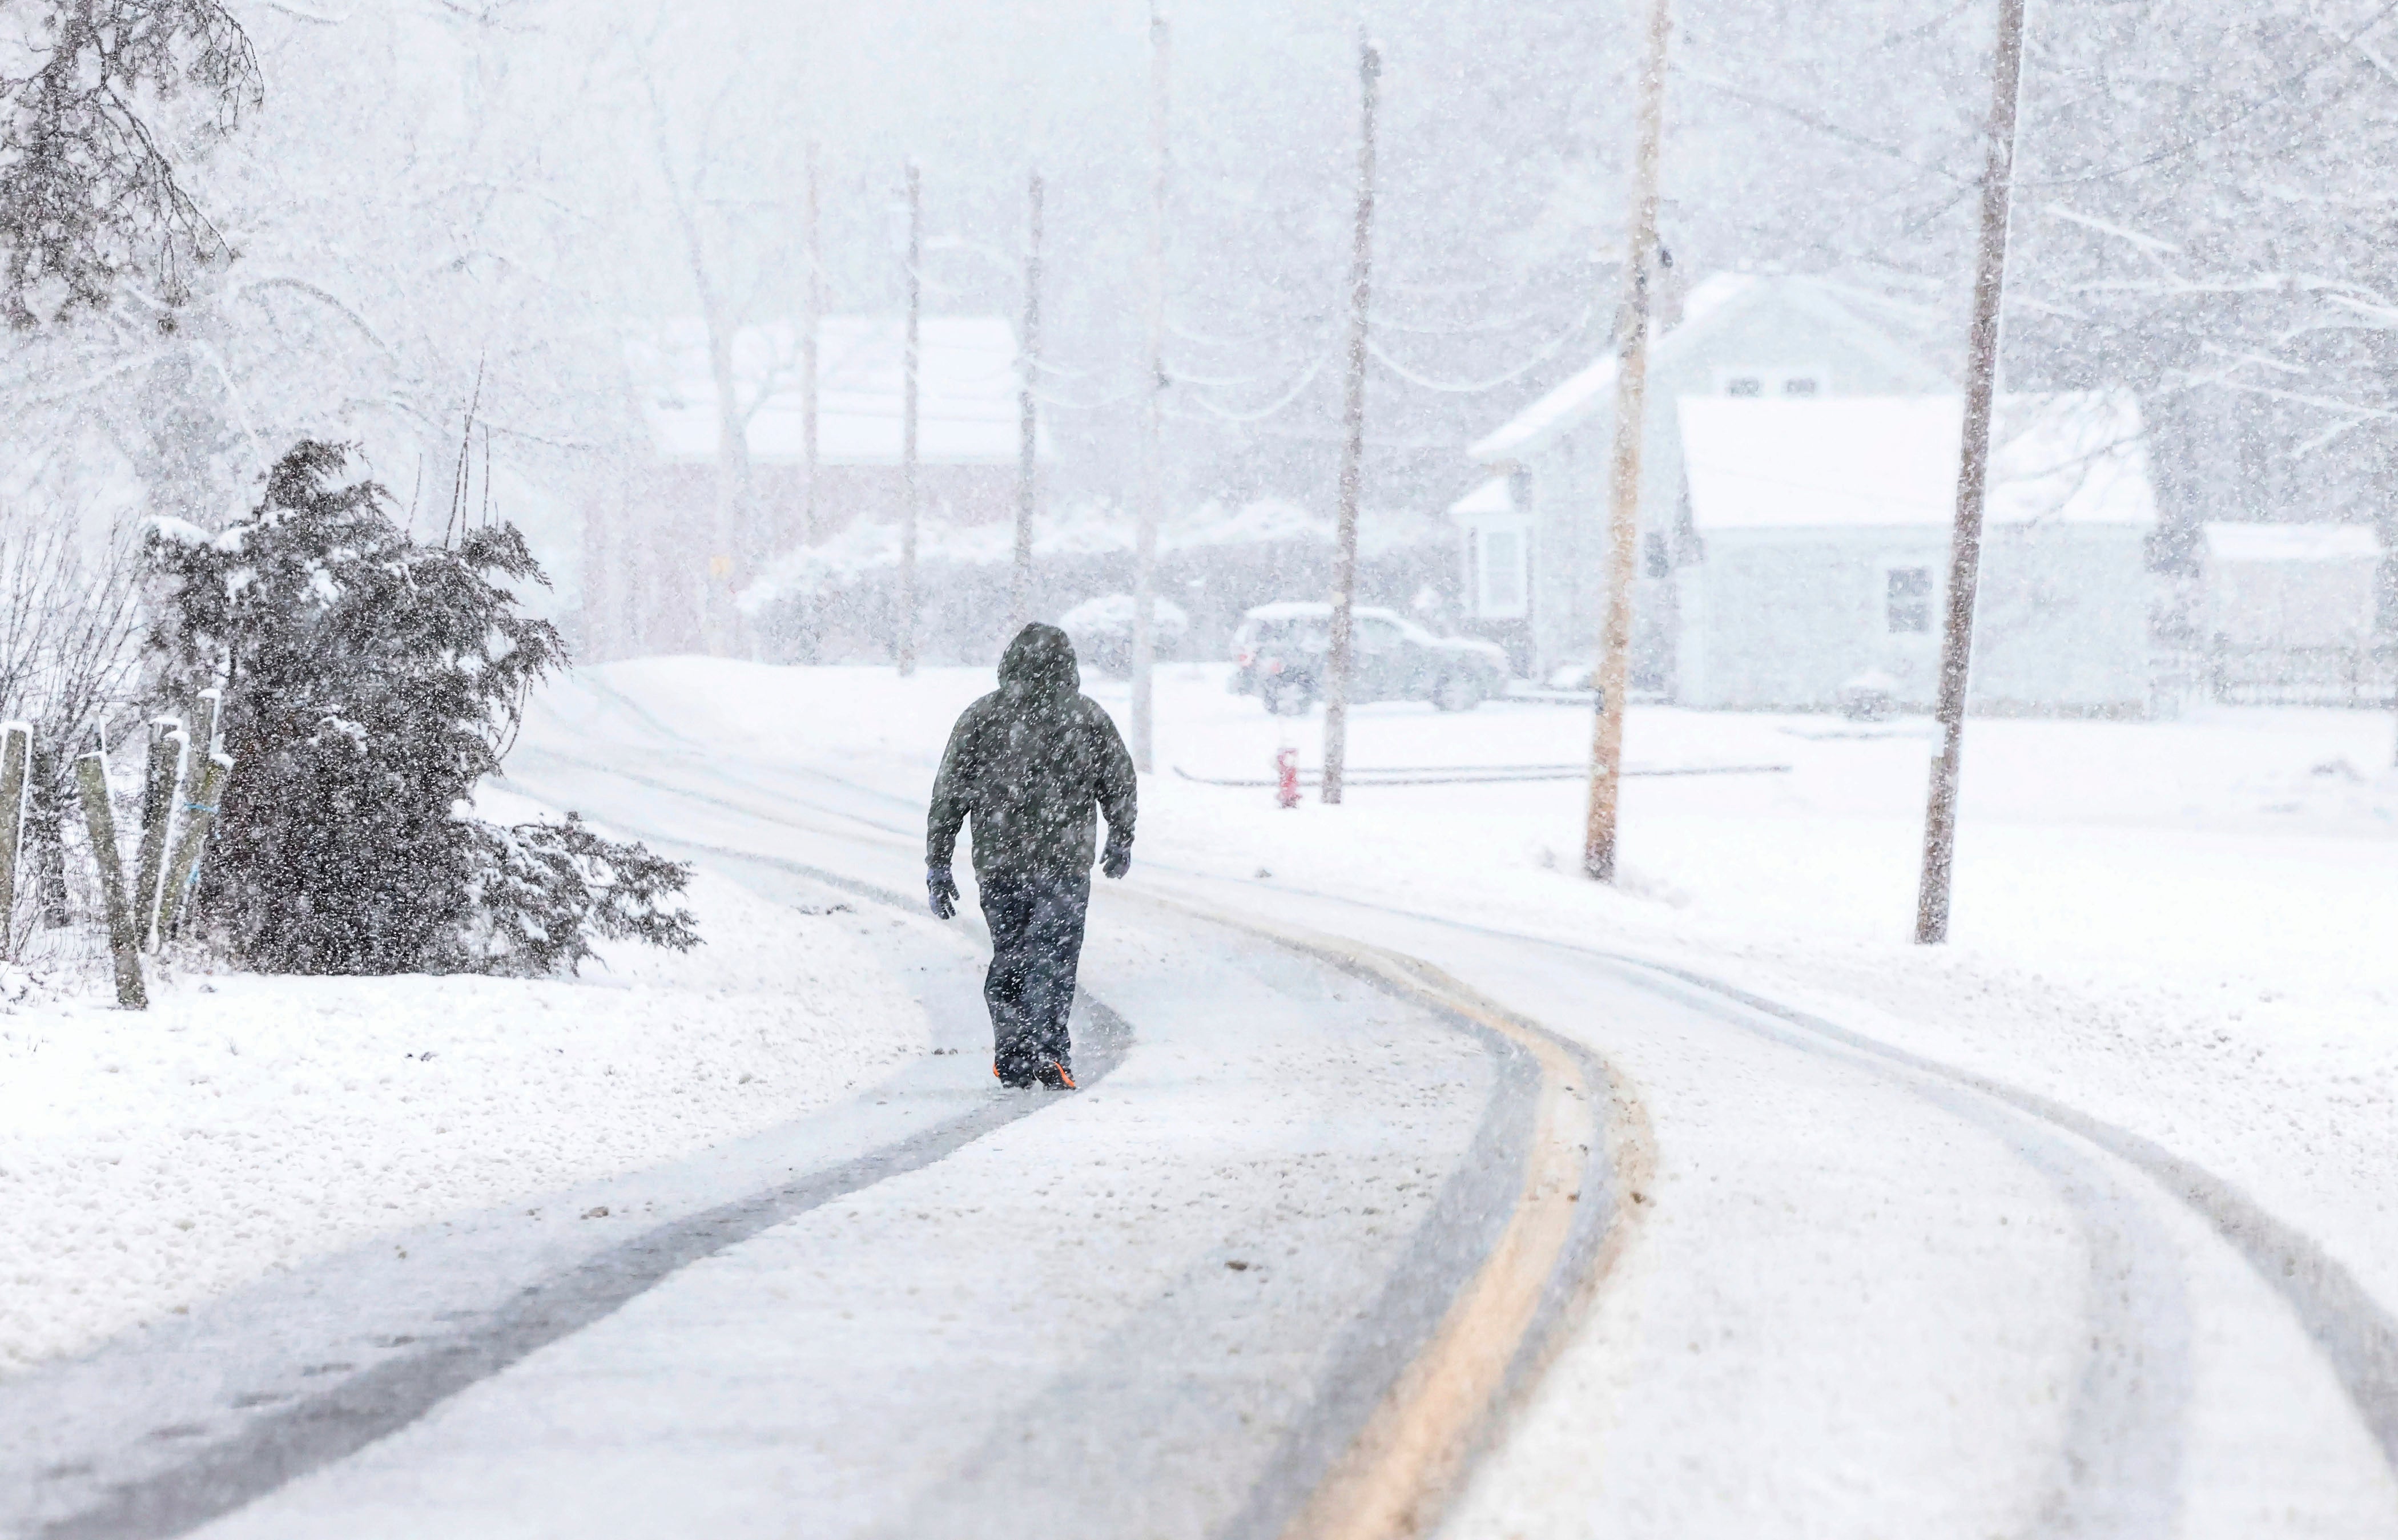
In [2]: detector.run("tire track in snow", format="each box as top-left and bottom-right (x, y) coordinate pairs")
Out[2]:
(1622, 954), (2398, 1497)
(504, 741), (1655, 1540)
(1187, 929), (1640, 1540)
(593, 740), (2279, 1529)
(30, 859), (1129, 1540)
(537, 696), (2388, 1522)
(1190, 873), (2398, 1519)
(1624, 966), (2194, 1537)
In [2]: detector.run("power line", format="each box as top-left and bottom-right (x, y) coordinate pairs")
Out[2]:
(1181, 352), (1331, 425)
(1362, 301), (1596, 394)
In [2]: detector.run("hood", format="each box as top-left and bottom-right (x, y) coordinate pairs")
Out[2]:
(998, 623), (1081, 698)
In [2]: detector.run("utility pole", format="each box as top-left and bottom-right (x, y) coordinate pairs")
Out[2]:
(1916, 0), (2031, 946)
(897, 160), (922, 678)
(803, 139), (822, 545)
(1321, 35), (1381, 807)
(1130, 2), (1169, 772)
(1583, 0), (1673, 882)
(1013, 168), (1044, 634)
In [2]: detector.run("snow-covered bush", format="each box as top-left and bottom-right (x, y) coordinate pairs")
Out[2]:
(143, 440), (694, 976)
(444, 813), (697, 977)
(734, 497), (1459, 667)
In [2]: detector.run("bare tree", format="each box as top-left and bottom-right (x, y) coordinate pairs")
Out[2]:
(0, 0), (263, 325)
(0, 514), (144, 950)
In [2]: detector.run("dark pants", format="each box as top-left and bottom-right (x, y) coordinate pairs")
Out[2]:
(977, 874), (1090, 1079)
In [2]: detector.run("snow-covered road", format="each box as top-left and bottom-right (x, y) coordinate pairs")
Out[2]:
(11, 671), (2397, 1537)
(7, 714), (1616, 1538)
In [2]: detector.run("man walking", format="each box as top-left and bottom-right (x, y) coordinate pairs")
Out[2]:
(927, 623), (1137, 1089)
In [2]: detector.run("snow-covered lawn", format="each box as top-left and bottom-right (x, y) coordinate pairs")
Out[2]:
(570, 655), (2398, 1303)
(0, 837), (929, 1377)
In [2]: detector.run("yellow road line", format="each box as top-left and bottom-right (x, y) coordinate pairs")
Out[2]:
(1129, 892), (1656, 1540)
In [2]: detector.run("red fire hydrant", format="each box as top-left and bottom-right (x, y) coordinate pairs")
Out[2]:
(1275, 745), (1301, 810)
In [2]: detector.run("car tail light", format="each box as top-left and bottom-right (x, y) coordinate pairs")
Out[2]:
(1266, 658), (1284, 675)
(1236, 650), (1253, 667)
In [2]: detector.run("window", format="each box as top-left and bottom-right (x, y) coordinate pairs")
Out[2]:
(1479, 528), (1528, 619)
(1886, 567), (1935, 634)
(1716, 366), (1830, 398)
(1357, 616), (1404, 654)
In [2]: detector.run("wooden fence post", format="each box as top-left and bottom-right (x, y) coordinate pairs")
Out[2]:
(134, 717), (185, 950)
(192, 688), (221, 760)
(0, 721), (29, 946)
(74, 751), (146, 1010)
(156, 751), (231, 945)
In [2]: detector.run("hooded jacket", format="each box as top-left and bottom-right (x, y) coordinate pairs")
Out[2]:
(927, 624), (1137, 881)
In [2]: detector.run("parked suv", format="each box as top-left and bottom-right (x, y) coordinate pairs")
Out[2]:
(1230, 602), (1510, 714)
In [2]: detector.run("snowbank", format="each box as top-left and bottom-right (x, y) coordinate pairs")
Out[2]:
(0, 862), (930, 1376)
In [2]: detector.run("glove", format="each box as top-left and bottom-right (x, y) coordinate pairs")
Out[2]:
(927, 864), (959, 920)
(1101, 841), (1132, 880)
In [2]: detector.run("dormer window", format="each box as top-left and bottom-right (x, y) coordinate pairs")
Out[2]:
(1716, 366), (1830, 398)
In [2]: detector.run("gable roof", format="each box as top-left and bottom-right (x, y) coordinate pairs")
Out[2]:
(1678, 391), (2157, 533)
(1467, 275), (1946, 465)
(2201, 521), (2383, 563)
(630, 315), (1043, 467)
(1446, 475), (1518, 519)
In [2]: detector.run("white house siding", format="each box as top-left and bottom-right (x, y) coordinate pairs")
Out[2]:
(1679, 525), (2154, 713)
(1471, 277), (1951, 684)
(2200, 523), (2383, 650)
(1677, 530), (1945, 707)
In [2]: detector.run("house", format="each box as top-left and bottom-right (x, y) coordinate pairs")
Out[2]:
(1673, 392), (2159, 713)
(2199, 521), (2387, 704)
(1448, 274), (1953, 684)
(583, 315), (1041, 656)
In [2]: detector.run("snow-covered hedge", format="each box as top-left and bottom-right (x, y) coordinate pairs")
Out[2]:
(737, 497), (1457, 667)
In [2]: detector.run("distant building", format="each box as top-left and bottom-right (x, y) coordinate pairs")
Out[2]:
(1447, 274), (1952, 684)
(1447, 273), (2180, 714)
(2199, 521), (2388, 706)
(584, 315), (1043, 657)
(1674, 392), (2158, 714)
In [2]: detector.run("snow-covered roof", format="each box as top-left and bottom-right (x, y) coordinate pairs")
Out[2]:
(1466, 275), (1944, 464)
(1447, 475), (1517, 519)
(629, 315), (1044, 467)
(1678, 391), (2157, 533)
(1468, 275), (1753, 463)
(2201, 522), (2383, 563)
